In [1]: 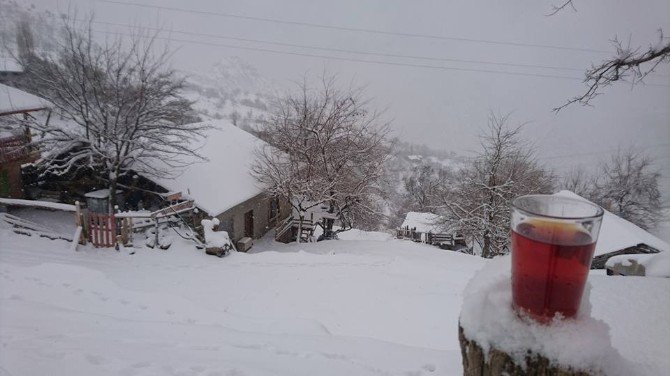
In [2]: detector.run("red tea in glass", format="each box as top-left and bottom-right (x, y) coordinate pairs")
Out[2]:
(511, 195), (603, 323)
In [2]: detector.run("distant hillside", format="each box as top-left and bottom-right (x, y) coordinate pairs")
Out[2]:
(181, 57), (275, 133)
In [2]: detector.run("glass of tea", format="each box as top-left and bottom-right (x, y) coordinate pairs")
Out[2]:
(511, 194), (603, 323)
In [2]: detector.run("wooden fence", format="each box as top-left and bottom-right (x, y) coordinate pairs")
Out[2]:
(88, 213), (116, 247)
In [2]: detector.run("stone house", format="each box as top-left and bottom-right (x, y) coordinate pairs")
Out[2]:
(0, 83), (48, 198)
(146, 119), (291, 248)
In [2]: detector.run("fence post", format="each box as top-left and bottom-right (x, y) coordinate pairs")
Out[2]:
(88, 213), (94, 246)
(119, 217), (131, 246)
(74, 201), (86, 245)
(154, 217), (159, 248)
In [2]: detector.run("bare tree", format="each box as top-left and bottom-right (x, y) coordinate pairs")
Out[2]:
(19, 16), (205, 210)
(16, 17), (35, 60)
(560, 167), (595, 198)
(437, 114), (555, 258)
(252, 75), (389, 239)
(590, 150), (662, 230)
(402, 164), (443, 212)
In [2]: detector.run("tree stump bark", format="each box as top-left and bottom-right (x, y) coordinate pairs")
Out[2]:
(458, 325), (594, 376)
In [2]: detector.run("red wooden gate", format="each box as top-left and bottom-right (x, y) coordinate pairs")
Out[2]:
(88, 213), (116, 247)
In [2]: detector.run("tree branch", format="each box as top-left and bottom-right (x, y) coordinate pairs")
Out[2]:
(555, 32), (670, 112)
(546, 0), (576, 16)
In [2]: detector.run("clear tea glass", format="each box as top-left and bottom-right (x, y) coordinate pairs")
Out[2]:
(511, 194), (603, 323)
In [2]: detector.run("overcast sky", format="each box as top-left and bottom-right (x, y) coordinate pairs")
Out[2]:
(25, 0), (670, 196)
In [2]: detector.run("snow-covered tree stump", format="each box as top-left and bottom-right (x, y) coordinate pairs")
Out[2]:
(458, 256), (632, 376)
(458, 325), (591, 376)
(202, 218), (234, 257)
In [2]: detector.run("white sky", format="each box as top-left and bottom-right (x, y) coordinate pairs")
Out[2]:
(24, 0), (670, 197)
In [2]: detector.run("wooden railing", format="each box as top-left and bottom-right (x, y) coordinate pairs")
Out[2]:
(275, 216), (295, 240)
(274, 216), (315, 242)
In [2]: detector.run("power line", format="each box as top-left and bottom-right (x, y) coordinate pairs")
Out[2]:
(90, 19), (588, 73)
(98, 0), (613, 54)
(93, 29), (589, 81)
(458, 143), (670, 162)
(538, 143), (670, 161)
(92, 29), (670, 87)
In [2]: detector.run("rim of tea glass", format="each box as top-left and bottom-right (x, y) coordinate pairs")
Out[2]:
(512, 194), (604, 221)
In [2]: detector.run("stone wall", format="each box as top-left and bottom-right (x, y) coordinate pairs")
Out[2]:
(215, 193), (291, 244)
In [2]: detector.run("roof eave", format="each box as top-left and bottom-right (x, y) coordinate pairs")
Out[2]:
(0, 107), (48, 116)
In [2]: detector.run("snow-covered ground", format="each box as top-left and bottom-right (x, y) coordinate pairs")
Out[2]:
(0, 225), (485, 375)
(1, 223), (668, 375)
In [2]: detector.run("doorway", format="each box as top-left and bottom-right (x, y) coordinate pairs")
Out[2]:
(244, 210), (254, 238)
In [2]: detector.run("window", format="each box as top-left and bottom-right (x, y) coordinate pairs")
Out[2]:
(269, 197), (279, 222)
(244, 210), (254, 238)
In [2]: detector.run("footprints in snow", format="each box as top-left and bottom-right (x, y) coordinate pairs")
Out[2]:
(10, 271), (194, 321)
(85, 354), (106, 365)
(231, 343), (437, 375)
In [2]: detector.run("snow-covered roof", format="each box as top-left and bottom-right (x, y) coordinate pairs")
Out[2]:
(400, 212), (446, 233)
(149, 120), (266, 216)
(84, 189), (112, 199)
(554, 190), (669, 256)
(0, 198), (76, 212)
(0, 57), (22, 73)
(0, 83), (49, 115)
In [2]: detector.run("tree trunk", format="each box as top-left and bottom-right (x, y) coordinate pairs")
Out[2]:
(108, 181), (117, 214)
(481, 230), (490, 259)
(323, 218), (334, 239)
(458, 325), (593, 376)
(323, 195), (336, 240)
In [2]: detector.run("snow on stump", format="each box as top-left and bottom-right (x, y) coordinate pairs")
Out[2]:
(458, 256), (633, 376)
(202, 218), (233, 257)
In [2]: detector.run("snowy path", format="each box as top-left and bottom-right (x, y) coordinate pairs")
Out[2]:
(0, 229), (485, 375)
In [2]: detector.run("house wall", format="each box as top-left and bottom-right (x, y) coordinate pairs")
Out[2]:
(1, 112), (41, 199)
(215, 193), (291, 244)
(0, 153), (38, 199)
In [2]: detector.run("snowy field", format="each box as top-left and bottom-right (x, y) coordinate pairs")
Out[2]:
(1, 224), (669, 375)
